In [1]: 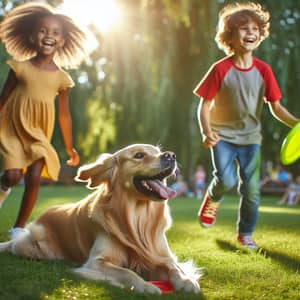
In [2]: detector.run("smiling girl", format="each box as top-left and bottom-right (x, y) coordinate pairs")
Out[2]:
(193, 2), (299, 250)
(0, 2), (89, 239)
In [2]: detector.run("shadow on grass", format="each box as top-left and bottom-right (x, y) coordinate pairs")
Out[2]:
(260, 248), (300, 273)
(0, 253), (207, 300)
(216, 239), (300, 272)
(215, 239), (249, 254)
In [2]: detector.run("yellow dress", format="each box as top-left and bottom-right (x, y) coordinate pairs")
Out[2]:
(0, 60), (74, 180)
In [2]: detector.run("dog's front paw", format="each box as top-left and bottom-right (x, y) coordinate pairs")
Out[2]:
(172, 277), (200, 293)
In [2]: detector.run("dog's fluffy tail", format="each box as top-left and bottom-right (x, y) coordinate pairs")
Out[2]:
(0, 240), (12, 253)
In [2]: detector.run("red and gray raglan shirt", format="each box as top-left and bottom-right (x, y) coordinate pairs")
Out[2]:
(193, 56), (282, 145)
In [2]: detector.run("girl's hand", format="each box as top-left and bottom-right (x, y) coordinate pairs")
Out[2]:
(66, 148), (80, 166)
(203, 131), (219, 148)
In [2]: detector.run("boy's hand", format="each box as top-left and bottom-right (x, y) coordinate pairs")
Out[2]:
(66, 148), (80, 166)
(203, 132), (219, 148)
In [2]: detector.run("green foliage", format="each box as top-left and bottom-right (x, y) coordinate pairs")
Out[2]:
(79, 96), (116, 157)
(0, 186), (299, 299)
(72, 0), (300, 177)
(257, 0), (300, 169)
(0, 0), (299, 176)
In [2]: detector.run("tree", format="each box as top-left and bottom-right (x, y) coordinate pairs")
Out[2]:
(1, 0), (299, 180)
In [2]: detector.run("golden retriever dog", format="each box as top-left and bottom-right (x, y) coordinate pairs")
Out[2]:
(0, 144), (200, 294)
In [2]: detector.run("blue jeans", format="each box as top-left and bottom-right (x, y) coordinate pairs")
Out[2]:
(207, 140), (261, 235)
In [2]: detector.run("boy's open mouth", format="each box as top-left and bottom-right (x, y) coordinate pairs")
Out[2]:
(244, 37), (256, 43)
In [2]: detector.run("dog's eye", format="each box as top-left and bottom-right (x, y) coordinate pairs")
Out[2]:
(134, 152), (145, 159)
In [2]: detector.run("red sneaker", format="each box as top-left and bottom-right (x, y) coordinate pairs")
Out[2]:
(237, 235), (259, 251)
(198, 195), (220, 227)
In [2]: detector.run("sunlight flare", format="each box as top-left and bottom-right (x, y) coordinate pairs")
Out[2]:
(58, 0), (123, 33)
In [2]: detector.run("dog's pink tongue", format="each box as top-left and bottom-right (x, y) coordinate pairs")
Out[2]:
(149, 179), (177, 199)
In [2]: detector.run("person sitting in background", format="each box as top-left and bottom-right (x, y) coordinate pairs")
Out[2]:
(278, 175), (300, 205)
(171, 174), (189, 197)
(293, 193), (300, 205)
(194, 165), (206, 199)
(260, 164), (291, 188)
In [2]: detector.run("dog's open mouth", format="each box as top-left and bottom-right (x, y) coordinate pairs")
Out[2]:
(133, 168), (177, 200)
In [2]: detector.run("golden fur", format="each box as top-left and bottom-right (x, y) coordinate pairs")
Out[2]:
(0, 144), (200, 294)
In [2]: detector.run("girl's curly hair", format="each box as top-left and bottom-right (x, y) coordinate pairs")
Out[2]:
(0, 2), (89, 68)
(215, 2), (270, 55)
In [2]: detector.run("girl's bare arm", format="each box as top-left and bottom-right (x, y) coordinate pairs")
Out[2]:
(57, 88), (80, 166)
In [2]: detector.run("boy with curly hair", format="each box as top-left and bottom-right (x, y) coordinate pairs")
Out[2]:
(193, 2), (299, 250)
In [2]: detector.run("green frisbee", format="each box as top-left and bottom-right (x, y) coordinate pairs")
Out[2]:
(280, 122), (300, 165)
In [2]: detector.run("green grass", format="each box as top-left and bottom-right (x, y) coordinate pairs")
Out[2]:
(0, 185), (299, 300)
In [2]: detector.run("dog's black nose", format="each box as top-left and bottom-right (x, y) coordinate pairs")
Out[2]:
(161, 151), (176, 169)
(162, 151), (176, 161)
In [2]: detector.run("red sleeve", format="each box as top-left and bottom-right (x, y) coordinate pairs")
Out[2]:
(193, 57), (232, 100)
(254, 58), (282, 102)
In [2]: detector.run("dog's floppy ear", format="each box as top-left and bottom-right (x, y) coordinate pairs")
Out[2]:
(75, 153), (115, 189)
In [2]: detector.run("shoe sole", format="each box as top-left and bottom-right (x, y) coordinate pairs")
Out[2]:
(237, 239), (259, 251)
(198, 215), (215, 228)
(200, 223), (214, 228)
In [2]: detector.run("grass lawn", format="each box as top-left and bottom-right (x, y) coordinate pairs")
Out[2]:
(0, 185), (299, 300)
